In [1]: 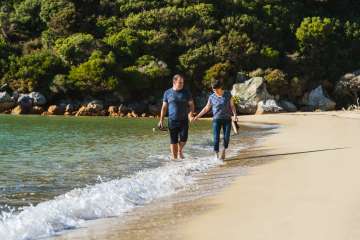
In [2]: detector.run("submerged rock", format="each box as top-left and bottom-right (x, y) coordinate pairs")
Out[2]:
(231, 77), (274, 114)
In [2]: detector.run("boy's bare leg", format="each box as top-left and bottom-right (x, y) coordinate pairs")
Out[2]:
(178, 142), (186, 159)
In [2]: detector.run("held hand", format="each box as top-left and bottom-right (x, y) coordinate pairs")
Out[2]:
(232, 115), (238, 122)
(158, 120), (164, 129)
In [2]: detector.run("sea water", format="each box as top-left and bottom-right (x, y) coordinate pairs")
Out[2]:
(0, 115), (265, 240)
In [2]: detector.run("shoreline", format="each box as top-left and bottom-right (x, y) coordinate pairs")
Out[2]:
(48, 121), (275, 240)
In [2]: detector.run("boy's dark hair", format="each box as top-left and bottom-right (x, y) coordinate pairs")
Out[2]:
(173, 74), (184, 82)
(211, 79), (223, 89)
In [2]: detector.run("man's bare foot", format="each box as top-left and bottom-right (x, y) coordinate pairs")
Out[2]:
(215, 152), (220, 160)
(178, 152), (185, 159)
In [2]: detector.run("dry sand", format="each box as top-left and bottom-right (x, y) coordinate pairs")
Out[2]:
(181, 111), (360, 240)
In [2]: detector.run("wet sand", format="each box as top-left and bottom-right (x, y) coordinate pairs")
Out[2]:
(181, 111), (360, 240)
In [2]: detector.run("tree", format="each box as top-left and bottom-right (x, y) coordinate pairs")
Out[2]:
(68, 51), (119, 95)
(2, 50), (67, 94)
(295, 17), (342, 83)
(55, 33), (97, 65)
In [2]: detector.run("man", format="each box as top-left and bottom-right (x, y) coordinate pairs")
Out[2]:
(159, 74), (195, 160)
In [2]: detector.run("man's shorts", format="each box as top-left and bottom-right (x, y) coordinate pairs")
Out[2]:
(168, 120), (189, 144)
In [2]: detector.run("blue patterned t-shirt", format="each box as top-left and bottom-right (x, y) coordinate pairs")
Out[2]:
(208, 91), (232, 120)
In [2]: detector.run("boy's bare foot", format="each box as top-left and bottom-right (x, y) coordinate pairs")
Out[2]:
(220, 149), (226, 160)
(178, 152), (185, 159)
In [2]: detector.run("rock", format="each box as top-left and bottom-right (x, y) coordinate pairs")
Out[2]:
(29, 92), (46, 106)
(127, 102), (147, 115)
(231, 77), (274, 114)
(75, 102), (105, 116)
(11, 106), (23, 115)
(31, 106), (45, 115)
(131, 111), (138, 118)
(108, 106), (119, 117)
(141, 113), (147, 117)
(119, 104), (130, 115)
(47, 105), (65, 115)
(148, 103), (162, 116)
(279, 100), (297, 112)
(256, 99), (284, 114)
(303, 86), (336, 111)
(75, 106), (88, 116)
(65, 104), (75, 113)
(17, 94), (33, 110)
(0, 92), (16, 112)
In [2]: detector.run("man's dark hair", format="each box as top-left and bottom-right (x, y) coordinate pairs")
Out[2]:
(211, 79), (223, 89)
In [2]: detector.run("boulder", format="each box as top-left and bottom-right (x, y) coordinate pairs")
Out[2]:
(279, 100), (297, 112)
(75, 102), (105, 116)
(0, 92), (16, 112)
(256, 99), (284, 114)
(31, 106), (45, 115)
(119, 104), (130, 115)
(231, 77), (274, 114)
(108, 106), (119, 117)
(11, 106), (23, 115)
(127, 102), (147, 115)
(17, 94), (33, 111)
(46, 105), (65, 115)
(303, 86), (336, 111)
(28, 92), (46, 106)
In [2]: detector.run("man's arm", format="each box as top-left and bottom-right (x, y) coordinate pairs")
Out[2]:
(159, 102), (168, 128)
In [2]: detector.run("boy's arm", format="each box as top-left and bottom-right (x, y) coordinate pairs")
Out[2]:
(230, 97), (238, 121)
(195, 101), (211, 119)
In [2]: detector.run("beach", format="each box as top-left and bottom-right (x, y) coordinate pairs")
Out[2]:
(180, 111), (360, 240)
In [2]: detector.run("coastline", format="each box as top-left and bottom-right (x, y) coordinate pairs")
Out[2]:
(48, 120), (275, 240)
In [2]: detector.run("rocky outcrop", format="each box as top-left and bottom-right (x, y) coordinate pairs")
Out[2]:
(75, 101), (106, 116)
(302, 86), (336, 111)
(256, 99), (284, 114)
(231, 77), (274, 114)
(0, 92), (16, 113)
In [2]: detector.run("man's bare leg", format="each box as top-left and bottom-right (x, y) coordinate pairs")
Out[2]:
(178, 142), (186, 159)
(170, 144), (178, 160)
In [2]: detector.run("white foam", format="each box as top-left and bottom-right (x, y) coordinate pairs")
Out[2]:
(0, 156), (222, 240)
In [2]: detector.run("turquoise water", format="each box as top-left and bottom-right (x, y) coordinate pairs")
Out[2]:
(0, 115), (213, 209)
(0, 115), (264, 240)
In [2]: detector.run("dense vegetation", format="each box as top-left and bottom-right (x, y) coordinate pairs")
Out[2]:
(1, 0), (360, 106)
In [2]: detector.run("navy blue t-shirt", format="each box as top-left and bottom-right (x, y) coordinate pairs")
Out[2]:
(163, 88), (192, 121)
(208, 91), (232, 120)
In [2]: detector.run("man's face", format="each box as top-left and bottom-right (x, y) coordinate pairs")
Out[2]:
(173, 77), (184, 90)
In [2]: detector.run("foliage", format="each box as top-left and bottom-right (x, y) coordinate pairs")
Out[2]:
(0, 0), (359, 106)
(2, 50), (66, 94)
